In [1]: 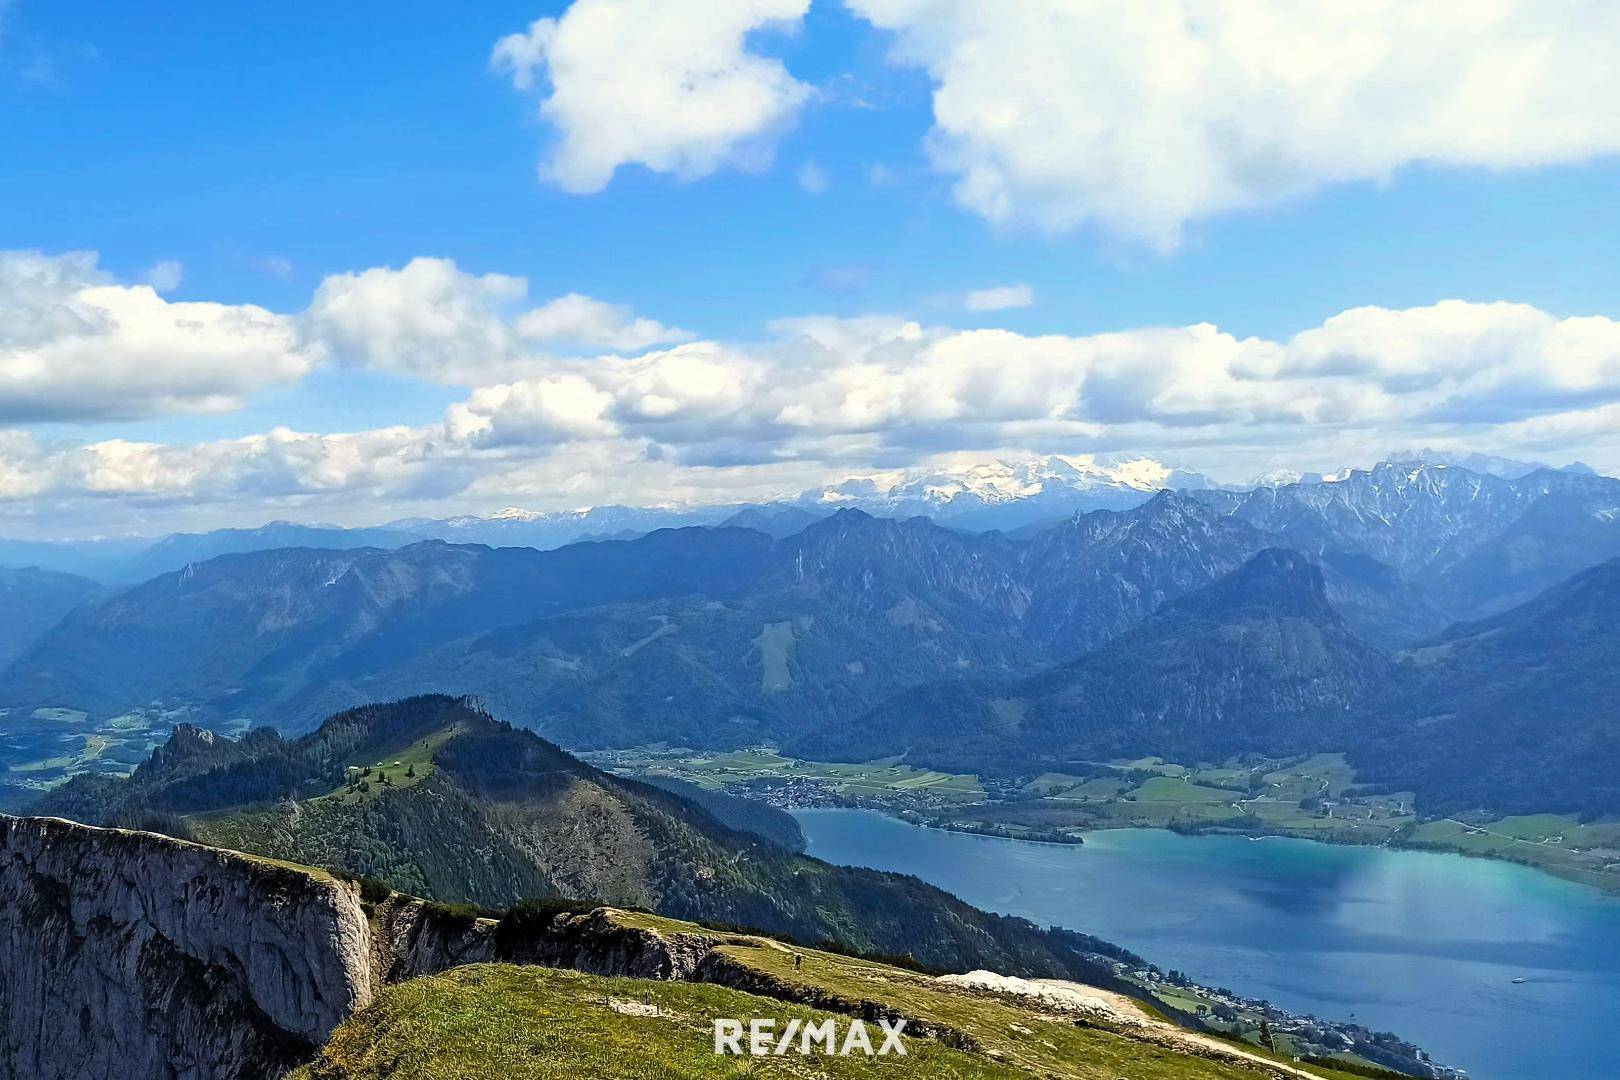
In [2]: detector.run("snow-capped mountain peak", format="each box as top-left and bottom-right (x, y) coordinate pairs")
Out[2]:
(790, 454), (1210, 529)
(1251, 468), (1307, 488)
(489, 506), (546, 522)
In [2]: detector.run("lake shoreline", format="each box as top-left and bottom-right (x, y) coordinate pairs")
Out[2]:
(888, 802), (1620, 897)
(600, 745), (1620, 895)
(792, 806), (1620, 1080)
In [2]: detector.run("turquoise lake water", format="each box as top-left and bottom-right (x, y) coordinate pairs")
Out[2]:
(793, 807), (1620, 1080)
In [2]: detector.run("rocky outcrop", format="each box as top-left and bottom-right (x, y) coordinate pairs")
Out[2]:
(493, 908), (717, 980)
(0, 815), (373, 1080)
(370, 897), (495, 984)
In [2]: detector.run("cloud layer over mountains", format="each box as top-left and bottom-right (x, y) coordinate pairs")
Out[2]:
(4, 248), (1620, 534)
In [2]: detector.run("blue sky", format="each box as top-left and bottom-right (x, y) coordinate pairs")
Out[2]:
(3, 1), (1620, 536)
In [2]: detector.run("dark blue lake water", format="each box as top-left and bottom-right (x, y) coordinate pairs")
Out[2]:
(793, 808), (1620, 1080)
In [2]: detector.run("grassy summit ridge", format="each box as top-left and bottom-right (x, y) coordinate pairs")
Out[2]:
(291, 909), (1374, 1080)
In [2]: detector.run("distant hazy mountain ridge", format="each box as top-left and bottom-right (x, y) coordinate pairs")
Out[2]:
(0, 450), (1605, 583)
(4, 452), (1620, 823)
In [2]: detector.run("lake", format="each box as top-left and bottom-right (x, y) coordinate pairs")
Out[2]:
(793, 808), (1620, 1080)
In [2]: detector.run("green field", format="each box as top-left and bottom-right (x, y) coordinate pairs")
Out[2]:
(605, 744), (1620, 892)
(293, 963), (1021, 1080)
(0, 707), (175, 806)
(1409, 815), (1620, 890)
(30, 707), (89, 723)
(930, 751), (1620, 892)
(314, 723), (462, 804)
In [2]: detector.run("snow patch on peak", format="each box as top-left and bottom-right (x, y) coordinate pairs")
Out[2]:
(1252, 469), (1304, 488)
(807, 453), (1202, 510)
(489, 507), (544, 522)
(1098, 455), (1176, 491)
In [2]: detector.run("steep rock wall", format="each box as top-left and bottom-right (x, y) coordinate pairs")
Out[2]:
(0, 815), (373, 1080)
(0, 815), (924, 1079)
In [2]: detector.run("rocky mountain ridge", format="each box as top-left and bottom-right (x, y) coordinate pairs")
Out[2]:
(6, 461), (1620, 755)
(0, 812), (784, 1079)
(0, 452), (1606, 587)
(33, 696), (1136, 981)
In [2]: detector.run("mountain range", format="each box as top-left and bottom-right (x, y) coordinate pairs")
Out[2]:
(0, 453), (1196, 582)
(810, 545), (1620, 819)
(3, 454), (1619, 821)
(0, 494), (1313, 741)
(1349, 557), (1620, 816)
(0, 451), (1604, 586)
(3, 453), (1613, 1079)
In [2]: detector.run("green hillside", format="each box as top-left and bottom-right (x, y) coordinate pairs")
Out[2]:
(30, 695), (1140, 985)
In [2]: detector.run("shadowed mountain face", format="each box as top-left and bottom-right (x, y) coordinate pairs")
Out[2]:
(1, 529), (779, 731)
(31, 695), (1132, 984)
(1016, 491), (1269, 653)
(799, 550), (1395, 774)
(1430, 491), (1620, 620)
(1350, 557), (1620, 817)
(0, 567), (105, 671)
(804, 547), (1620, 819)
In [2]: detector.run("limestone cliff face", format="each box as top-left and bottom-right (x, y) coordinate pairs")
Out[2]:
(371, 896), (495, 984)
(0, 815), (784, 1080)
(0, 815), (373, 1080)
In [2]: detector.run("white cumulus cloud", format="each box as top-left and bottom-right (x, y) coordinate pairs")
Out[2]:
(0, 250), (319, 423)
(515, 292), (692, 352)
(847, 0), (1620, 246)
(305, 257), (685, 383)
(7, 275), (1620, 534)
(305, 256), (526, 383)
(493, 0), (812, 193)
(420, 299), (1620, 473)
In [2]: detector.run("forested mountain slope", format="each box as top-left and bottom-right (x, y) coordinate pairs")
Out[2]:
(5, 463), (1619, 780)
(802, 550), (1392, 773)
(32, 695), (1135, 982)
(1349, 557), (1620, 817)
